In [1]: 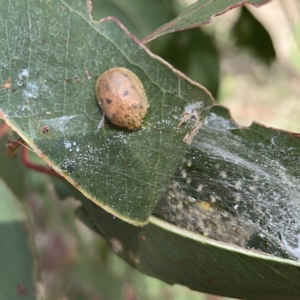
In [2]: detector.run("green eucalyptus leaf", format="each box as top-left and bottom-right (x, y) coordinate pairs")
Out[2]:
(0, 0), (213, 225)
(76, 104), (300, 299)
(142, 0), (271, 43)
(78, 197), (300, 300)
(0, 178), (37, 300)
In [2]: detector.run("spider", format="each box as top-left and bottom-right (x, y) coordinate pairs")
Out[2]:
(178, 102), (203, 145)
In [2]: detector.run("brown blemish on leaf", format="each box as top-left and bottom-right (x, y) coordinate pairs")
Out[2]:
(42, 125), (49, 134)
(2, 77), (11, 89)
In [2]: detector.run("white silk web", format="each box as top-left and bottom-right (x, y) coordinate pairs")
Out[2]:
(154, 111), (300, 261)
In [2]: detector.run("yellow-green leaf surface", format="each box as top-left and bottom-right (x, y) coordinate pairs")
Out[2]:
(0, 0), (213, 225)
(142, 0), (271, 44)
(0, 179), (36, 300)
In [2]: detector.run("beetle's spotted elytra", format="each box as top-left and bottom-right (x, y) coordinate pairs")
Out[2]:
(96, 67), (149, 130)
